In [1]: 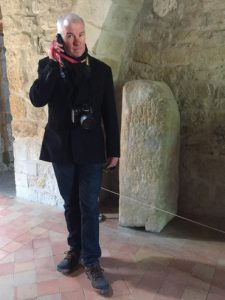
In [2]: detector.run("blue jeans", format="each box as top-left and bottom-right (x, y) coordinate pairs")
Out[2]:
(52, 162), (103, 266)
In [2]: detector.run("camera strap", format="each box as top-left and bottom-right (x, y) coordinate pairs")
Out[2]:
(65, 59), (93, 113)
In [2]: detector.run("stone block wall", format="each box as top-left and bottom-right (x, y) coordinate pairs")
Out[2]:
(120, 0), (225, 219)
(1, 0), (143, 205)
(3, 0), (225, 221)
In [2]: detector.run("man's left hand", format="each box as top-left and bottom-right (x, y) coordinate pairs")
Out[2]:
(106, 157), (119, 169)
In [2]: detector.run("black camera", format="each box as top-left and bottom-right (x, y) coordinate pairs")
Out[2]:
(72, 104), (95, 130)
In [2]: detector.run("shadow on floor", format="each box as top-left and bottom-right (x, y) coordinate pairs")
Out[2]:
(1, 169), (225, 243)
(0, 169), (16, 198)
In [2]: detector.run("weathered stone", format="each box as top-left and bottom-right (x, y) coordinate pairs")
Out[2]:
(153, 0), (178, 18)
(26, 103), (47, 124)
(119, 80), (180, 232)
(161, 48), (191, 66)
(37, 191), (63, 207)
(179, 176), (212, 217)
(10, 95), (26, 119)
(134, 40), (160, 65)
(203, 0), (225, 12)
(103, 5), (137, 33)
(4, 51), (25, 92)
(85, 23), (101, 54)
(16, 186), (38, 203)
(113, 0), (144, 9)
(5, 0), (225, 224)
(15, 173), (28, 188)
(75, 0), (112, 28)
(95, 30), (126, 60)
(31, 0), (73, 15)
(27, 138), (42, 161)
(14, 160), (37, 176)
(13, 138), (29, 161)
(12, 121), (38, 137)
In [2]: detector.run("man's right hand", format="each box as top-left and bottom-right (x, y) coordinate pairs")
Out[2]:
(48, 40), (64, 65)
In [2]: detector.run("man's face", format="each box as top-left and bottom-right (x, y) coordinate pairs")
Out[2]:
(62, 21), (86, 57)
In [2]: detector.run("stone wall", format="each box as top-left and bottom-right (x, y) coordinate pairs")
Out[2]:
(1, 0), (143, 205)
(120, 0), (225, 219)
(3, 0), (225, 221)
(0, 7), (13, 172)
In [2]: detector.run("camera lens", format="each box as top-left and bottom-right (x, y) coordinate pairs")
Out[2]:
(80, 115), (95, 130)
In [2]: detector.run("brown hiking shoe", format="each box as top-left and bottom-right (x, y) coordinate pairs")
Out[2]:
(57, 250), (80, 274)
(85, 264), (110, 294)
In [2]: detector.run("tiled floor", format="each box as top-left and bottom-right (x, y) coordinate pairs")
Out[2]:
(0, 193), (225, 300)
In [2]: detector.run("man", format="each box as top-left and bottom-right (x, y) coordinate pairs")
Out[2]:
(29, 13), (120, 294)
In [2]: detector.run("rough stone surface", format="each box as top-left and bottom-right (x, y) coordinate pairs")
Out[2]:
(119, 80), (180, 232)
(0, 0), (144, 206)
(3, 0), (224, 223)
(118, 0), (225, 220)
(153, 0), (177, 17)
(14, 137), (62, 206)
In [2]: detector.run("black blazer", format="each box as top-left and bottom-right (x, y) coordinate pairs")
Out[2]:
(29, 56), (120, 163)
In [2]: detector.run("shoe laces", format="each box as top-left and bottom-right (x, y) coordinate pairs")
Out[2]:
(87, 265), (104, 280)
(64, 250), (75, 260)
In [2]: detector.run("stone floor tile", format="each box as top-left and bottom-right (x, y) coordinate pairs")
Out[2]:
(49, 222), (67, 234)
(0, 262), (14, 276)
(35, 256), (55, 270)
(14, 260), (36, 273)
(0, 252), (14, 264)
(58, 276), (81, 292)
(0, 274), (14, 286)
(61, 289), (85, 300)
(110, 279), (131, 298)
(1, 195), (225, 300)
(33, 238), (52, 249)
(181, 287), (208, 300)
(209, 285), (225, 297)
(36, 268), (59, 283)
(166, 267), (191, 285)
(130, 287), (157, 300)
(157, 280), (186, 299)
(51, 241), (66, 255)
(14, 270), (36, 286)
(15, 232), (34, 244)
(16, 283), (38, 299)
(14, 247), (34, 263)
(38, 221), (58, 231)
(0, 235), (12, 248)
(2, 241), (23, 252)
(187, 276), (210, 291)
(0, 208), (13, 215)
(0, 285), (15, 300)
(33, 246), (53, 259)
(37, 293), (61, 300)
(48, 232), (65, 244)
(37, 279), (60, 297)
(207, 293), (225, 300)
(30, 227), (48, 236)
(192, 262), (215, 282)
